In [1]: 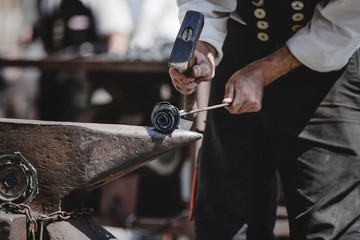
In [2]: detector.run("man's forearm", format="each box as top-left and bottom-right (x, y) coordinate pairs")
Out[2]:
(223, 45), (302, 113)
(250, 45), (302, 86)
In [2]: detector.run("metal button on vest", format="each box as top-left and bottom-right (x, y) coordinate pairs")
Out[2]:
(291, 1), (304, 10)
(257, 32), (269, 41)
(292, 13), (304, 21)
(254, 8), (266, 19)
(257, 21), (269, 30)
(252, 0), (264, 7)
(292, 24), (303, 32)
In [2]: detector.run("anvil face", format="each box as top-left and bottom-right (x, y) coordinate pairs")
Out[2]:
(0, 118), (202, 212)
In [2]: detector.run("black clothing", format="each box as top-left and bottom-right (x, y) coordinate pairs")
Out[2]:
(236, 0), (320, 47)
(194, 18), (360, 240)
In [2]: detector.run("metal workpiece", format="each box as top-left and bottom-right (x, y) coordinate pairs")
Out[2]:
(0, 118), (202, 212)
(151, 101), (230, 133)
(151, 101), (181, 133)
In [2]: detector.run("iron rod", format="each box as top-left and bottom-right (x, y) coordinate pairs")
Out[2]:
(180, 103), (230, 116)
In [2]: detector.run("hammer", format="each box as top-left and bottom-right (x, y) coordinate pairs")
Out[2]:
(151, 11), (229, 133)
(169, 10), (204, 122)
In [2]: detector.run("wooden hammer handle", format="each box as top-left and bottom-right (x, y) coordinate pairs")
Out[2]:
(183, 92), (197, 121)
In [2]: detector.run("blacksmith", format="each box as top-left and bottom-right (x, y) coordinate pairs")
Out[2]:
(169, 0), (360, 239)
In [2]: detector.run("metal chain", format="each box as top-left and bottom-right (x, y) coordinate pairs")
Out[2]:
(0, 202), (94, 240)
(37, 208), (94, 222)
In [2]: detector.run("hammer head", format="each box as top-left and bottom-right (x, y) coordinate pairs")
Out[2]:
(168, 10), (204, 72)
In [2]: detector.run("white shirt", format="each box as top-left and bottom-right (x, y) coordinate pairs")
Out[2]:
(177, 0), (360, 72)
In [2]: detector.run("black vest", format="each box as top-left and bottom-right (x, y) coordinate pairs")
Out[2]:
(236, 0), (321, 46)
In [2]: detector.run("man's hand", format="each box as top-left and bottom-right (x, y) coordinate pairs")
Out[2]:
(224, 46), (302, 114)
(169, 41), (217, 95)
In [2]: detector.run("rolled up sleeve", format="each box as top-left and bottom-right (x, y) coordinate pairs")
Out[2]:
(287, 0), (360, 72)
(177, 0), (236, 65)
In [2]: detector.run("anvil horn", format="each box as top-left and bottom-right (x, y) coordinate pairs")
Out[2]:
(0, 118), (202, 212)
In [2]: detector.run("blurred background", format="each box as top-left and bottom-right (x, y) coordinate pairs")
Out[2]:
(0, 0), (288, 239)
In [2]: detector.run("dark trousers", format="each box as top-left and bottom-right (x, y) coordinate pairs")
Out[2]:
(194, 20), (360, 240)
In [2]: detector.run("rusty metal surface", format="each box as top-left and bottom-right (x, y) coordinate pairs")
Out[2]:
(0, 118), (202, 212)
(0, 212), (27, 240)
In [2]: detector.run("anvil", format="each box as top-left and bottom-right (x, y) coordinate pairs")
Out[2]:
(0, 118), (201, 213)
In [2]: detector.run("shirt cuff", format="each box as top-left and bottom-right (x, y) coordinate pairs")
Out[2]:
(199, 17), (228, 66)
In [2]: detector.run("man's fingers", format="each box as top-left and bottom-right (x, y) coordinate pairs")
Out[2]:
(222, 97), (233, 104)
(169, 43), (217, 96)
(236, 99), (253, 114)
(224, 81), (234, 101)
(227, 88), (262, 114)
(169, 68), (195, 83)
(169, 68), (181, 78)
(191, 51), (214, 80)
(230, 88), (246, 113)
(172, 79), (198, 95)
(224, 82), (239, 113)
(191, 65), (201, 78)
(192, 64), (212, 80)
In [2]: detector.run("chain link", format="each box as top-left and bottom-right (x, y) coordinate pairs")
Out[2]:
(0, 202), (94, 239)
(37, 208), (94, 222)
